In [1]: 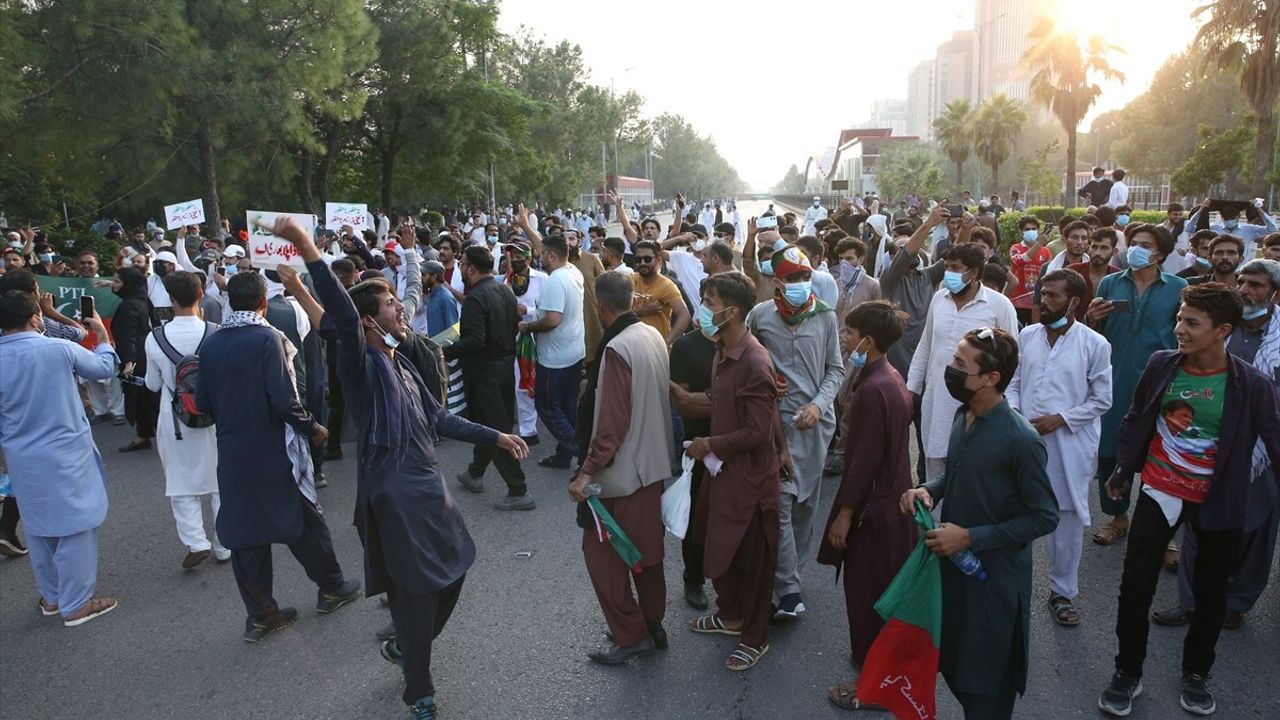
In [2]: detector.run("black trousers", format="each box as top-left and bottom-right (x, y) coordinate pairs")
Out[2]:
(230, 493), (347, 619)
(464, 362), (527, 496)
(912, 390), (926, 485)
(124, 384), (159, 440)
(1115, 492), (1243, 677)
(681, 460), (705, 585)
(388, 576), (466, 706)
(0, 496), (19, 536)
(326, 361), (345, 451)
(950, 688), (1017, 720)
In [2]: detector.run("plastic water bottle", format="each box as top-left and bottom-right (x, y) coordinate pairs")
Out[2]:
(583, 483), (603, 497)
(949, 548), (987, 580)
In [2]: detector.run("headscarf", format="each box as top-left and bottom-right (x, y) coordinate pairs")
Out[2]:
(114, 267), (148, 300)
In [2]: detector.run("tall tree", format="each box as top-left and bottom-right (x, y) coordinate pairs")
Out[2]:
(933, 100), (975, 189)
(872, 143), (947, 202)
(1192, 0), (1280, 197)
(972, 94), (1028, 194)
(1023, 18), (1124, 207)
(1171, 119), (1256, 196)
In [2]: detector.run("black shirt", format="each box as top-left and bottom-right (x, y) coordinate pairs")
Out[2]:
(670, 328), (717, 439)
(1078, 178), (1113, 207)
(442, 275), (518, 368)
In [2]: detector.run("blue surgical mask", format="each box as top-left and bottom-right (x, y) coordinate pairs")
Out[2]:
(1194, 254), (1211, 267)
(369, 318), (401, 349)
(943, 269), (970, 294)
(697, 305), (729, 338)
(1126, 245), (1152, 269)
(758, 258), (775, 276)
(225, 264), (238, 276)
(1022, 230), (1038, 243)
(1116, 214), (1131, 227)
(1045, 314), (1069, 330)
(1224, 220), (1239, 230)
(783, 281), (811, 306)
(851, 338), (870, 369)
(1242, 306), (1269, 321)
(691, 239), (707, 252)
(486, 234), (498, 245)
(38, 253), (53, 263)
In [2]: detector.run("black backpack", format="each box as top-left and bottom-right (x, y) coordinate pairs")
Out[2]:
(151, 322), (217, 439)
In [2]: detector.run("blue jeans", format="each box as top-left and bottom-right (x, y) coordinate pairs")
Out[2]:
(534, 360), (582, 462)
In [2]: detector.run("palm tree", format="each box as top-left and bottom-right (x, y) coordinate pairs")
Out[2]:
(933, 100), (974, 190)
(1023, 18), (1124, 207)
(1192, 0), (1279, 197)
(973, 94), (1029, 195)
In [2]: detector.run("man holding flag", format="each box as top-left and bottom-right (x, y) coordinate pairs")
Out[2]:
(569, 271), (673, 666)
(899, 327), (1058, 719)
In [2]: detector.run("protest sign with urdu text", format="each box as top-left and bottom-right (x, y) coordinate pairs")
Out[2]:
(246, 211), (316, 268)
(325, 202), (369, 232)
(164, 199), (206, 231)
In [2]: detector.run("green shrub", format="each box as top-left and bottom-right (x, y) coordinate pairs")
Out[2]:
(43, 228), (125, 272)
(996, 206), (1166, 256)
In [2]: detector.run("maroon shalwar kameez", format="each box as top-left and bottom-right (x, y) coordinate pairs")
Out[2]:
(691, 332), (788, 649)
(580, 350), (666, 647)
(816, 356), (918, 666)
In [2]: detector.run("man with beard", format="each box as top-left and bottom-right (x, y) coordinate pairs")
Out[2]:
(502, 238), (547, 444)
(1066, 228), (1121, 321)
(1007, 269), (1112, 626)
(267, 216), (526, 719)
(1177, 230), (1221, 281)
(1187, 235), (1243, 287)
(446, 246), (533, 511)
(629, 241), (690, 346)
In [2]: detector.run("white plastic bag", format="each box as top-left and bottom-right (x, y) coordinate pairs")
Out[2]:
(662, 453), (694, 539)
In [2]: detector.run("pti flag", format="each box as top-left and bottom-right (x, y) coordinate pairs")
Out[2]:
(855, 501), (941, 719)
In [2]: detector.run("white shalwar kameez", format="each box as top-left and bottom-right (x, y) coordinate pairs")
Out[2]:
(1005, 320), (1112, 600)
(906, 285), (1019, 480)
(144, 316), (227, 559)
(507, 269), (547, 437)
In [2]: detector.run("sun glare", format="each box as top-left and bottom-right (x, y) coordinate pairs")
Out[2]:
(1052, 3), (1103, 40)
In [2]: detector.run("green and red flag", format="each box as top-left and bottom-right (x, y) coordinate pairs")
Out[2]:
(36, 275), (121, 348)
(856, 500), (941, 719)
(585, 496), (644, 573)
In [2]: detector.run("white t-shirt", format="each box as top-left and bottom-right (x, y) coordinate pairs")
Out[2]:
(535, 265), (586, 369)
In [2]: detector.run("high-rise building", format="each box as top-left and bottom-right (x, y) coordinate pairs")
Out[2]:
(857, 99), (911, 138)
(934, 30), (976, 115)
(906, 60), (935, 139)
(974, 0), (1058, 103)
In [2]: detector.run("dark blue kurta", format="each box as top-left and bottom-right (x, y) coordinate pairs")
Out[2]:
(195, 324), (321, 549)
(923, 400), (1058, 696)
(308, 258), (497, 597)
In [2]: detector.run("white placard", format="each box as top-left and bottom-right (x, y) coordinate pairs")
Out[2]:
(246, 210), (316, 268)
(163, 199), (206, 230)
(325, 202), (369, 232)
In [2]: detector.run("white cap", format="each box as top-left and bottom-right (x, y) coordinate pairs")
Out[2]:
(223, 245), (246, 259)
(154, 251), (179, 265)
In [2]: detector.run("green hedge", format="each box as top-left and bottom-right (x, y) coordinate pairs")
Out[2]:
(996, 206), (1166, 256)
(41, 228), (126, 272)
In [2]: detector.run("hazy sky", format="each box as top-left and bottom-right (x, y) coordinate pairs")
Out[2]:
(498, 0), (1204, 191)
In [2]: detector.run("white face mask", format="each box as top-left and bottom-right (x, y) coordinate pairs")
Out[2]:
(367, 317), (401, 349)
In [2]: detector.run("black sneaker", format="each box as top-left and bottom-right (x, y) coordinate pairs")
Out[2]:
(772, 593), (805, 620)
(376, 621), (396, 641)
(381, 638), (403, 664)
(1180, 672), (1216, 715)
(1151, 603), (1195, 626)
(1098, 670), (1143, 716)
(316, 578), (361, 614)
(684, 582), (709, 610)
(243, 607), (298, 643)
(409, 695), (437, 720)
(314, 470), (328, 489)
(456, 471), (484, 494)
(0, 532), (28, 557)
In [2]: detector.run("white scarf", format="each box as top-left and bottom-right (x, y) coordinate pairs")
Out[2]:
(1249, 307), (1280, 479)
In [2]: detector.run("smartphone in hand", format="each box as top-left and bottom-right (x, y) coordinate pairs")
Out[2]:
(80, 295), (96, 320)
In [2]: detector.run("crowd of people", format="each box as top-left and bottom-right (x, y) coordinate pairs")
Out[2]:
(1, 184), (1279, 719)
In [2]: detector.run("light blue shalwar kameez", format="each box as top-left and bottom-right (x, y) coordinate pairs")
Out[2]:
(0, 331), (117, 617)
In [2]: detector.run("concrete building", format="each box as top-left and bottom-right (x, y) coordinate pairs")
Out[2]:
(906, 60), (935, 139)
(803, 129), (922, 198)
(856, 99), (911, 138)
(975, 0), (1058, 103)
(934, 30), (976, 117)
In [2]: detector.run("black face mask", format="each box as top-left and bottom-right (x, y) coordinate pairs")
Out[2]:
(944, 365), (977, 405)
(154, 263), (170, 277)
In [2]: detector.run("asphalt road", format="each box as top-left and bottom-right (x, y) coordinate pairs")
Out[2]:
(3, 211), (1279, 720)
